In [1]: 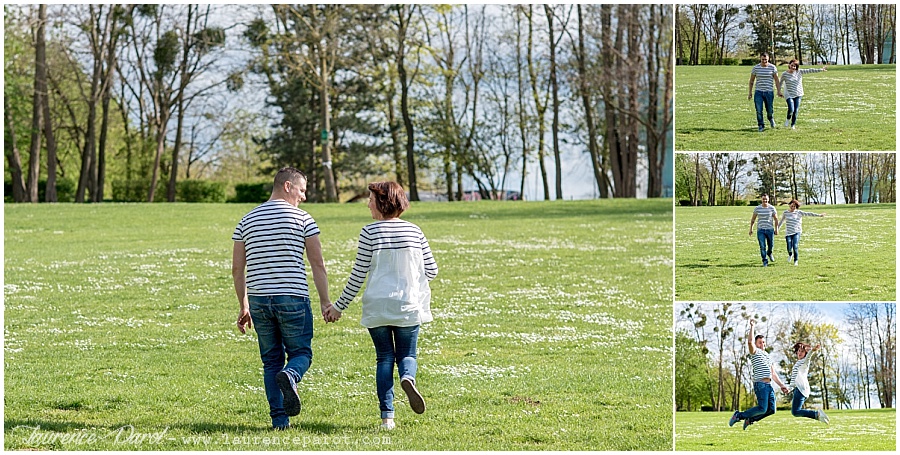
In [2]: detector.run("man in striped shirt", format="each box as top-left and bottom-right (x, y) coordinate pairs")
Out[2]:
(232, 167), (332, 430)
(748, 53), (783, 132)
(729, 319), (789, 430)
(749, 194), (779, 267)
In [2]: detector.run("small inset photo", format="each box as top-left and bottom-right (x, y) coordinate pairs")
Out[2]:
(675, 152), (896, 301)
(674, 4), (896, 151)
(675, 302), (896, 451)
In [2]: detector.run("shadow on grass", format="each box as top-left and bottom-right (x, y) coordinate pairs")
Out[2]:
(677, 127), (752, 134)
(5, 418), (355, 436)
(678, 262), (755, 269)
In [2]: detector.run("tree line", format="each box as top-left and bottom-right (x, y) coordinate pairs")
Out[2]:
(4, 4), (673, 203)
(677, 303), (895, 412)
(676, 4), (897, 65)
(675, 153), (896, 206)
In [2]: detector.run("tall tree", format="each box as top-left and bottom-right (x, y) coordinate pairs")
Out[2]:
(571, 5), (609, 198)
(544, 4), (565, 200)
(525, 5), (550, 200)
(26, 4), (47, 203)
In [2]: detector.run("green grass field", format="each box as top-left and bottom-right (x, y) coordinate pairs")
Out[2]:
(676, 409), (896, 451)
(4, 199), (673, 450)
(675, 64), (896, 151)
(675, 204), (895, 301)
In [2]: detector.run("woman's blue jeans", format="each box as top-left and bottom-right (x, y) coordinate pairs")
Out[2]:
(754, 90), (774, 129)
(249, 295), (314, 428)
(368, 325), (420, 419)
(785, 96), (802, 126)
(741, 381), (776, 423)
(791, 389), (818, 419)
(757, 229), (774, 265)
(786, 233), (801, 261)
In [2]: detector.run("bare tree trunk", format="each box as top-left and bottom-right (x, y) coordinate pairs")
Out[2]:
(5, 99), (28, 202)
(26, 4), (48, 203)
(575, 5), (608, 198)
(397, 12), (418, 201)
(545, 5), (562, 200)
(526, 5), (549, 200)
(36, 4), (58, 202)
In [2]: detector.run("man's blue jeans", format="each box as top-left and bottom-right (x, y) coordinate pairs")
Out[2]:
(791, 388), (818, 419)
(786, 233), (801, 261)
(785, 96), (802, 126)
(249, 295), (314, 428)
(754, 90), (775, 129)
(368, 325), (420, 419)
(741, 381), (776, 422)
(757, 229), (774, 265)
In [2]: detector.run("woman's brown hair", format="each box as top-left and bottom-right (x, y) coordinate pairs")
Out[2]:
(368, 181), (410, 218)
(789, 199), (801, 208)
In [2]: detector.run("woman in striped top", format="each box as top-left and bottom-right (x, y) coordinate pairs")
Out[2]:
(326, 181), (438, 430)
(777, 199), (825, 266)
(779, 59), (827, 129)
(787, 342), (829, 424)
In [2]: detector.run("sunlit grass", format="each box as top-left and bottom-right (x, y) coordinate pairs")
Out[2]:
(675, 64), (896, 151)
(676, 409), (896, 451)
(5, 200), (673, 450)
(675, 204), (896, 301)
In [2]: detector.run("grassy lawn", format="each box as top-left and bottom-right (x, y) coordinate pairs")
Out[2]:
(676, 409), (896, 451)
(675, 204), (895, 301)
(674, 64), (896, 151)
(4, 199), (673, 450)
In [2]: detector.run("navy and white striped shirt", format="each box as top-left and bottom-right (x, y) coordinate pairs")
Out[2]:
(778, 209), (823, 236)
(751, 64), (779, 92)
(334, 219), (437, 311)
(232, 200), (321, 297)
(780, 68), (824, 98)
(754, 205), (777, 231)
(751, 349), (772, 382)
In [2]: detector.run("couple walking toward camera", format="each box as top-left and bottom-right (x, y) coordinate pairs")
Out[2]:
(748, 52), (827, 132)
(232, 167), (437, 430)
(749, 194), (825, 267)
(728, 319), (830, 430)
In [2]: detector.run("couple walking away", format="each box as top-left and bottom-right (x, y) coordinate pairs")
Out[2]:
(749, 194), (825, 267)
(728, 319), (830, 430)
(748, 52), (827, 132)
(232, 167), (437, 430)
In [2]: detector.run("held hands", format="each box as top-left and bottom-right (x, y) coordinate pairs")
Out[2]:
(321, 303), (342, 323)
(237, 308), (252, 334)
(822, 65), (828, 71)
(780, 385), (790, 394)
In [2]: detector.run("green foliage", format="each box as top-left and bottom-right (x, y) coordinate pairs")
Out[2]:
(4, 177), (76, 203)
(111, 179), (166, 202)
(230, 182), (271, 203)
(675, 330), (712, 411)
(675, 204), (896, 300)
(676, 409), (895, 451)
(675, 65), (896, 151)
(4, 199), (672, 450)
(176, 180), (226, 203)
(153, 30), (180, 80)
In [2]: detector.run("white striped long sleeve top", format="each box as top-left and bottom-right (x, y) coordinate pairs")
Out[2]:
(789, 353), (815, 398)
(778, 209), (823, 236)
(334, 219), (438, 328)
(780, 68), (824, 98)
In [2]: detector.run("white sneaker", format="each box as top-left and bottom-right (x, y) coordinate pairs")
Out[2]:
(380, 421), (396, 430)
(784, 119), (791, 127)
(794, 260), (798, 266)
(817, 410), (830, 424)
(791, 126), (796, 130)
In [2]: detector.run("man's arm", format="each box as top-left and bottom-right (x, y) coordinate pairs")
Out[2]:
(772, 367), (789, 392)
(749, 212), (758, 236)
(747, 319), (756, 354)
(773, 71), (782, 97)
(232, 241), (251, 334)
(772, 210), (779, 236)
(748, 74), (756, 99)
(305, 234), (333, 319)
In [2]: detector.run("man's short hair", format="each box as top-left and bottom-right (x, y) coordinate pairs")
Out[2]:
(755, 335), (765, 342)
(274, 167), (306, 188)
(368, 181), (410, 218)
(760, 52), (769, 59)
